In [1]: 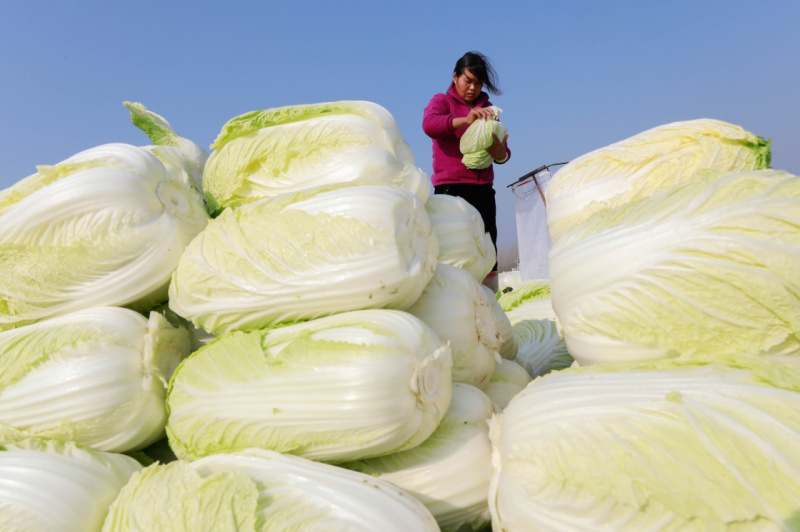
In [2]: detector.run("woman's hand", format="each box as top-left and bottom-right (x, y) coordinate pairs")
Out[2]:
(467, 106), (495, 124)
(451, 107), (496, 129)
(486, 133), (509, 163)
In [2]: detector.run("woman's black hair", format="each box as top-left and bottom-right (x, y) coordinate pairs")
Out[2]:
(454, 51), (502, 95)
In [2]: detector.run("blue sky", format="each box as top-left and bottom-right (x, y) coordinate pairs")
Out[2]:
(2, 1), (798, 257)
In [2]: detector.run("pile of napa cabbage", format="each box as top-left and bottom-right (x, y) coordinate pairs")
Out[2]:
(1, 100), (799, 532)
(490, 119), (800, 531)
(0, 100), (512, 531)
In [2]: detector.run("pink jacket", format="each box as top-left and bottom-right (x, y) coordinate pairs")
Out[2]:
(422, 84), (509, 187)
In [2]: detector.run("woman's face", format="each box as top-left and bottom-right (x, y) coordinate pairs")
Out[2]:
(452, 69), (483, 104)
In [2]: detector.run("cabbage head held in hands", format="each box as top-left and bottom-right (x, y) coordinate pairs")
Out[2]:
(459, 106), (507, 170)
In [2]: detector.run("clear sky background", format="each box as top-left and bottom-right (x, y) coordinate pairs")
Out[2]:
(2, 1), (798, 261)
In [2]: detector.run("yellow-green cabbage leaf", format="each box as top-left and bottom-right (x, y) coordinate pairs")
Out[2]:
(406, 264), (500, 388)
(0, 438), (142, 532)
(482, 359), (531, 410)
(168, 183), (438, 335)
(546, 118), (771, 241)
(459, 106), (506, 170)
(342, 383), (496, 532)
(0, 140), (208, 330)
(550, 169), (800, 366)
(166, 309), (452, 463)
(497, 279), (555, 324)
(202, 100), (430, 214)
(489, 356), (800, 531)
(512, 318), (573, 379)
(0, 307), (191, 452)
(426, 193), (496, 282)
(101, 449), (440, 532)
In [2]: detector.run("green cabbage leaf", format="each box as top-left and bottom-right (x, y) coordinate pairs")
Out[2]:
(497, 279), (555, 323)
(512, 318), (574, 378)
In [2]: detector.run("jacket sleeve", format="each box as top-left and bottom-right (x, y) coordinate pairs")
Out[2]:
(422, 94), (455, 139)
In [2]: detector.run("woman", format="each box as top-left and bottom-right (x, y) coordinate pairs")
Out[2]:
(422, 51), (510, 292)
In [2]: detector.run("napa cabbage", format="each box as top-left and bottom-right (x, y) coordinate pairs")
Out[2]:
(166, 309), (452, 463)
(482, 358), (531, 410)
(0, 438), (142, 532)
(0, 307), (192, 452)
(426, 193), (496, 282)
(489, 355), (800, 531)
(168, 183), (438, 335)
(342, 383), (496, 532)
(406, 264), (500, 388)
(102, 449), (439, 532)
(512, 318), (573, 379)
(0, 126), (209, 330)
(546, 118), (771, 241)
(481, 285), (518, 360)
(550, 169), (800, 366)
(202, 100), (430, 214)
(123, 101), (209, 192)
(460, 106), (507, 170)
(497, 279), (555, 323)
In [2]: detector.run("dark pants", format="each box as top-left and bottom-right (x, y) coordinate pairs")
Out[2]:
(433, 183), (498, 272)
